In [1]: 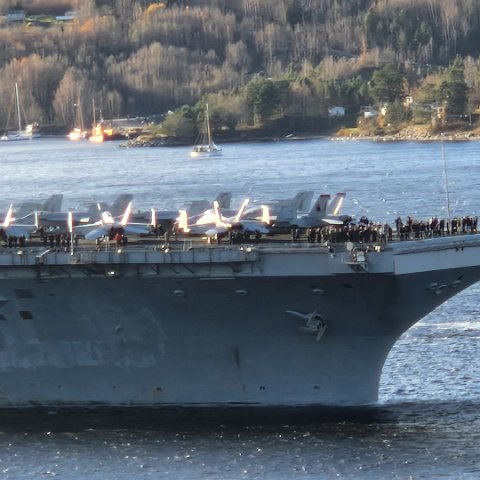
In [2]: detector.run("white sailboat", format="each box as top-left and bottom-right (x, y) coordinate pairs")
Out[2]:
(68, 96), (88, 141)
(88, 99), (104, 143)
(190, 103), (222, 158)
(1, 83), (39, 141)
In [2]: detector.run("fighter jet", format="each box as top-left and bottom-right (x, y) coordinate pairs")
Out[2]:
(131, 192), (232, 230)
(293, 193), (349, 229)
(243, 190), (313, 224)
(0, 204), (38, 238)
(37, 194), (134, 232)
(74, 202), (154, 240)
(178, 198), (270, 237)
(14, 194), (63, 218)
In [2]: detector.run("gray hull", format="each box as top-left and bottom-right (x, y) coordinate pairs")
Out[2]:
(0, 235), (479, 407)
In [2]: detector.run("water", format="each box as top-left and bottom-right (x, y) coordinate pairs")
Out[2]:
(4, 137), (480, 218)
(1, 137), (480, 479)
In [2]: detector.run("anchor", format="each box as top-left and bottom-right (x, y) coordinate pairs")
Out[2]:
(286, 310), (327, 341)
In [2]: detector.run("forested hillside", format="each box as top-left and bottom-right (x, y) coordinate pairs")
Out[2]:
(1, 0), (480, 137)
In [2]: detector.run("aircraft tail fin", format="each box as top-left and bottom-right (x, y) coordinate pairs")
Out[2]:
(213, 201), (223, 225)
(85, 201), (106, 220)
(67, 211), (74, 234)
(42, 194), (63, 213)
(309, 194), (331, 220)
(260, 205), (270, 225)
(293, 191), (314, 212)
(234, 199), (250, 223)
(3, 204), (13, 228)
(187, 200), (210, 217)
(215, 192), (232, 209)
(328, 193), (346, 216)
(177, 210), (190, 233)
(150, 208), (156, 228)
(120, 202), (132, 227)
(275, 205), (295, 223)
(111, 194), (133, 217)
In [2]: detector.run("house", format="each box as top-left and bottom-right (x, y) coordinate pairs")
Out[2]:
(359, 106), (378, 118)
(432, 104), (447, 122)
(328, 106), (346, 117)
(56, 11), (77, 21)
(403, 96), (414, 108)
(5, 10), (26, 22)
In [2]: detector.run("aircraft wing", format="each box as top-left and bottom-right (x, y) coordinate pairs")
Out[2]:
(236, 221), (270, 234)
(40, 211), (96, 226)
(83, 224), (151, 240)
(154, 210), (179, 221)
(295, 216), (344, 228)
(42, 194), (64, 213)
(40, 212), (70, 222)
(294, 216), (313, 228)
(2, 205), (38, 237)
(74, 222), (101, 239)
(84, 226), (110, 240)
(321, 217), (345, 226)
(4, 225), (36, 237)
(205, 225), (229, 237)
(123, 224), (152, 236)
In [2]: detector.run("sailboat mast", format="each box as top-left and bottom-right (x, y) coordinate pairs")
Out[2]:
(75, 94), (84, 129)
(92, 98), (96, 127)
(15, 83), (22, 132)
(206, 103), (212, 146)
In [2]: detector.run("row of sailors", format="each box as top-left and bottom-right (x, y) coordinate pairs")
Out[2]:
(0, 229), (122, 250)
(300, 215), (479, 244)
(0, 232), (76, 250)
(395, 215), (478, 237)
(1, 215), (479, 249)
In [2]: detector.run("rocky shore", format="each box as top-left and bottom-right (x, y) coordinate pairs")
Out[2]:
(120, 124), (480, 147)
(335, 125), (480, 142)
(119, 136), (190, 148)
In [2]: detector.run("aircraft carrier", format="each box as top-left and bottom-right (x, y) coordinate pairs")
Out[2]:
(0, 233), (480, 407)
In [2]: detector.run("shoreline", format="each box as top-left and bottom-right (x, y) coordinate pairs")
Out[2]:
(117, 121), (480, 147)
(120, 131), (480, 147)
(334, 131), (480, 143)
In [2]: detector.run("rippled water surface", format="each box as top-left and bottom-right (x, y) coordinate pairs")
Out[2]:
(1, 138), (480, 479)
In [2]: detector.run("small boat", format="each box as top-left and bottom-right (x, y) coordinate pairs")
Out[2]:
(89, 124), (104, 143)
(68, 127), (88, 141)
(1, 83), (40, 141)
(88, 99), (104, 143)
(190, 104), (222, 158)
(68, 97), (88, 141)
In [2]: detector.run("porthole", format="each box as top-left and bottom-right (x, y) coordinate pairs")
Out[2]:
(19, 311), (33, 320)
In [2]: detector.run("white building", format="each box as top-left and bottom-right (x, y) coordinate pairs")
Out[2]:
(5, 10), (26, 22)
(328, 106), (346, 117)
(56, 11), (77, 21)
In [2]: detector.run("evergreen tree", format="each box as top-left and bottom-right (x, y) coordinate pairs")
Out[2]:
(369, 64), (406, 105)
(439, 56), (469, 117)
(159, 107), (197, 140)
(244, 77), (290, 126)
(385, 99), (407, 127)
